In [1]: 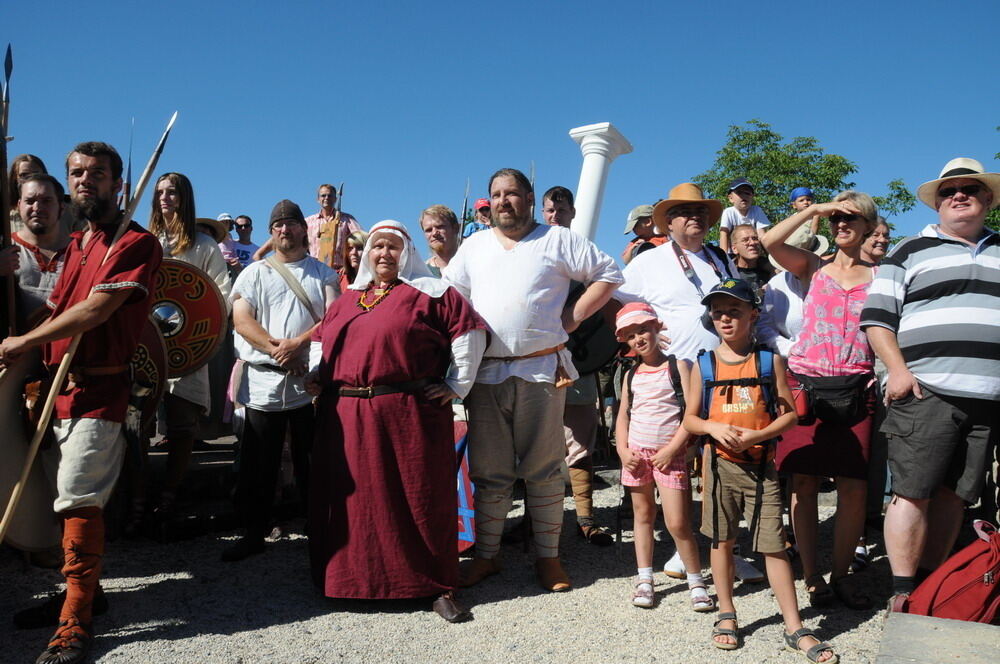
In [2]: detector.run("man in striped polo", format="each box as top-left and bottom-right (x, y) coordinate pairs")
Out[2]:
(861, 157), (1000, 610)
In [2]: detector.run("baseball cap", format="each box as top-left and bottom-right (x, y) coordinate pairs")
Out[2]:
(624, 204), (654, 234)
(217, 213), (234, 223)
(727, 178), (754, 193)
(474, 198), (490, 210)
(700, 279), (760, 309)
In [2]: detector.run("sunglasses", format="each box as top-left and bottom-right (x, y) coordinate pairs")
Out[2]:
(937, 184), (982, 199)
(829, 213), (863, 223)
(235, 224), (252, 229)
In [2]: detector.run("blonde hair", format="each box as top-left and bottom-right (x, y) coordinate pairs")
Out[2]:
(833, 190), (878, 235)
(149, 172), (197, 256)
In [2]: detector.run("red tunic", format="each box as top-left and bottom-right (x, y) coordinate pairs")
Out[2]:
(44, 221), (162, 422)
(309, 283), (484, 599)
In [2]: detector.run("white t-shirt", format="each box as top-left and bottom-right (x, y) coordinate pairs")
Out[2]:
(615, 240), (737, 362)
(233, 241), (260, 268)
(757, 270), (805, 357)
(231, 256), (337, 411)
(720, 205), (770, 232)
(444, 224), (623, 385)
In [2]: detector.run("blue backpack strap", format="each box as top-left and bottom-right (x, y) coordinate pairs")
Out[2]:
(697, 349), (715, 420)
(753, 346), (777, 418)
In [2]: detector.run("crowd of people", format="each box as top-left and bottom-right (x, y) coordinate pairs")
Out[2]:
(1, 145), (998, 664)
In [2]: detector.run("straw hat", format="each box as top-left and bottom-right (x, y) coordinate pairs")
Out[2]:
(651, 183), (723, 234)
(916, 157), (1000, 210)
(196, 217), (228, 243)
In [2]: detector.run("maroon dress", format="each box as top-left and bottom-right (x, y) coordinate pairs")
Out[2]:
(309, 283), (484, 598)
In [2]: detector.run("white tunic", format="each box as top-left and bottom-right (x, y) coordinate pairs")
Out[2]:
(232, 256), (337, 411)
(443, 224), (622, 385)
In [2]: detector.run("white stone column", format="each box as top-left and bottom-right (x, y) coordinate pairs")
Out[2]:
(569, 122), (633, 241)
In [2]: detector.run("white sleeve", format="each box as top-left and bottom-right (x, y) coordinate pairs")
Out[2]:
(444, 329), (487, 399)
(614, 258), (646, 304)
(308, 341), (322, 372)
(564, 230), (624, 285)
(442, 243), (472, 299)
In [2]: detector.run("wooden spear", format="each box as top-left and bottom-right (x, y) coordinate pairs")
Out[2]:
(2, 45), (15, 340)
(0, 111), (178, 542)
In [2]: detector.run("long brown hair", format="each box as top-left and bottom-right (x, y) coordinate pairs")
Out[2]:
(149, 172), (197, 256)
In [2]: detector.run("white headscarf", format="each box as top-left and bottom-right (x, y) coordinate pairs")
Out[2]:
(350, 219), (449, 298)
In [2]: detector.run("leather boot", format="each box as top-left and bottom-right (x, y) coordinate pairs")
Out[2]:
(535, 556), (572, 592)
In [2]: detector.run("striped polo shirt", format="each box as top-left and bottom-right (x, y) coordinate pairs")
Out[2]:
(860, 224), (1000, 400)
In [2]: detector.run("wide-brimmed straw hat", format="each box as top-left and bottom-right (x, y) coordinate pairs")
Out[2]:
(916, 157), (1000, 210)
(651, 183), (723, 234)
(196, 217), (228, 243)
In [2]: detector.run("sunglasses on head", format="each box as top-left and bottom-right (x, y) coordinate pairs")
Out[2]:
(937, 184), (982, 199)
(830, 213), (862, 223)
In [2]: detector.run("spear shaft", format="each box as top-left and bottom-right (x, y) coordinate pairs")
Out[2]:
(1, 45), (14, 339)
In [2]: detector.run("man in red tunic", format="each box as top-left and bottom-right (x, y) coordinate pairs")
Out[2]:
(0, 142), (162, 664)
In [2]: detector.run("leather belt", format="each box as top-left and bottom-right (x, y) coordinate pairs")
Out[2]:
(338, 378), (434, 398)
(484, 343), (564, 362)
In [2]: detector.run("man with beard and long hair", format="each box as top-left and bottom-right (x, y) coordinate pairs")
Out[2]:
(444, 168), (622, 593)
(146, 172), (230, 519)
(0, 141), (162, 664)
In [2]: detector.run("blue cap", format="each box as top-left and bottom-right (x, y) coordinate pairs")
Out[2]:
(788, 187), (814, 202)
(727, 178), (754, 192)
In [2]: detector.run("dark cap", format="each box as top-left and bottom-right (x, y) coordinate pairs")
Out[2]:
(700, 278), (760, 309)
(727, 177), (754, 193)
(269, 199), (306, 228)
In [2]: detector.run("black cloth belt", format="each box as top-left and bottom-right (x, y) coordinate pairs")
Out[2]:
(337, 378), (435, 398)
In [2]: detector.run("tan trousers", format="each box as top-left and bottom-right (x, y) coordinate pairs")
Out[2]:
(465, 378), (566, 559)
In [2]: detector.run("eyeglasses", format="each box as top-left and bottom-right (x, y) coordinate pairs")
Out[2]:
(830, 213), (863, 224)
(937, 184), (982, 199)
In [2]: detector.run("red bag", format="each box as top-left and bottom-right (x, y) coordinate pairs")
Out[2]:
(906, 520), (1000, 623)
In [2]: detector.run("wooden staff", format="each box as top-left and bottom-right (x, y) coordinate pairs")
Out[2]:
(0, 111), (178, 542)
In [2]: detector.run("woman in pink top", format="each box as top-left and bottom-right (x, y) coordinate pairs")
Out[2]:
(762, 191), (879, 612)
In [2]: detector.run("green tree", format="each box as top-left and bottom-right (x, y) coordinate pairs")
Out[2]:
(988, 130), (1000, 232)
(693, 119), (916, 240)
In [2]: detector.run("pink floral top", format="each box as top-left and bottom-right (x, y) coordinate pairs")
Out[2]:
(787, 267), (874, 377)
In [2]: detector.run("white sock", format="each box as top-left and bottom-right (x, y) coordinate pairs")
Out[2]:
(637, 567), (654, 583)
(686, 572), (705, 587)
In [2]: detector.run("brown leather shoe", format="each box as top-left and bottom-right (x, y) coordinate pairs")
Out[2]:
(458, 557), (501, 588)
(432, 592), (472, 623)
(535, 557), (571, 592)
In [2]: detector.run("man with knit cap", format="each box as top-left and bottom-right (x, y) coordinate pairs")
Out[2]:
(0, 141), (162, 664)
(444, 168), (622, 592)
(223, 199), (338, 562)
(862, 157), (1000, 611)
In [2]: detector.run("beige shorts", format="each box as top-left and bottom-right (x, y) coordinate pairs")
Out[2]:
(45, 418), (125, 513)
(700, 453), (786, 553)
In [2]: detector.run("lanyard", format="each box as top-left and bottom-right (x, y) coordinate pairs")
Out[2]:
(671, 241), (724, 297)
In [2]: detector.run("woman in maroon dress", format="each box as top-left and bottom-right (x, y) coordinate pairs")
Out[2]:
(305, 220), (486, 622)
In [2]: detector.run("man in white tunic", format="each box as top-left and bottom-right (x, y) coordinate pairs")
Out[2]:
(224, 200), (338, 561)
(444, 168), (622, 592)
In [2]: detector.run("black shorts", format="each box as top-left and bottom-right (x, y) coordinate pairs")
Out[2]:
(882, 388), (998, 503)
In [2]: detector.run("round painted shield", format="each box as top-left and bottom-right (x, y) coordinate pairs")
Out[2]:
(130, 316), (169, 430)
(565, 282), (620, 375)
(152, 259), (227, 377)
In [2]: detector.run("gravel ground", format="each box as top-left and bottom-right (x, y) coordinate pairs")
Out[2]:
(1, 473), (891, 664)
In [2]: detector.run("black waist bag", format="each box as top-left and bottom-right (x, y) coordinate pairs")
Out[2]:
(795, 372), (871, 425)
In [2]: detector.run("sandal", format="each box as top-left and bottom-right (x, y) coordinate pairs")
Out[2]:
(831, 575), (873, 610)
(690, 584), (716, 613)
(849, 545), (870, 573)
(632, 578), (654, 608)
(711, 612), (739, 650)
(784, 627), (838, 663)
(806, 574), (834, 608)
(578, 523), (614, 547)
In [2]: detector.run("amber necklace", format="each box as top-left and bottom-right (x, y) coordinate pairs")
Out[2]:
(357, 279), (399, 312)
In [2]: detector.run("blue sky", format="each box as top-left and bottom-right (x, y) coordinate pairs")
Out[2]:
(6, 1), (998, 260)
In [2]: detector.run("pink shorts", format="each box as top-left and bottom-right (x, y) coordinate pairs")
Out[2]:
(621, 446), (690, 490)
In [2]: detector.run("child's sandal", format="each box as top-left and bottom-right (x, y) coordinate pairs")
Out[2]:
(690, 583), (715, 612)
(784, 627), (838, 663)
(711, 612), (739, 650)
(631, 578), (654, 608)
